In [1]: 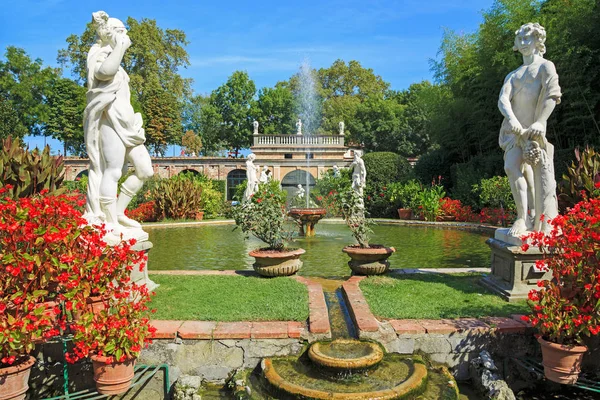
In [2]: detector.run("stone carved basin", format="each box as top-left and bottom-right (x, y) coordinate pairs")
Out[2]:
(308, 339), (384, 370)
(288, 208), (327, 237)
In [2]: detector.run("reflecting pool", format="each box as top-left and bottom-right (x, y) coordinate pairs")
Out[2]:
(146, 222), (491, 278)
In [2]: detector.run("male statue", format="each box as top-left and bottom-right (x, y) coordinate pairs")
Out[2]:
(253, 120), (259, 135)
(498, 22), (561, 236)
(296, 119), (302, 135)
(83, 11), (153, 240)
(339, 121), (345, 136)
(351, 150), (366, 197)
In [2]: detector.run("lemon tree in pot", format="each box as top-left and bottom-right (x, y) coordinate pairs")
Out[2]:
(522, 188), (600, 384)
(335, 189), (395, 275)
(232, 181), (303, 277)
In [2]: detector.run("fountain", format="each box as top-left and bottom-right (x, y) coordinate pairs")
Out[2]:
(287, 59), (327, 237)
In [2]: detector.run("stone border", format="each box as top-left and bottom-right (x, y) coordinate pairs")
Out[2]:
(148, 270), (330, 339)
(342, 275), (531, 337)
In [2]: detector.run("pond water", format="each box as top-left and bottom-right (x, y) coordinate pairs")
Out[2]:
(146, 222), (491, 278)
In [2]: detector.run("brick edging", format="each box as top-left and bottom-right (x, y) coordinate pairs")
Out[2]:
(342, 276), (532, 336)
(149, 271), (330, 339)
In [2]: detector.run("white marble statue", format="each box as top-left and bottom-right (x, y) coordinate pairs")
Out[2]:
(296, 119), (302, 135)
(351, 150), (366, 197)
(259, 165), (271, 184)
(339, 121), (345, 136)
(498, 22), (560, 236)
(244, 153), (259, 201)
(83, 11), (153, 243)
(332, 165), (340, 178)
(296, 184), (305, 199)
(253, 120), (259, 135)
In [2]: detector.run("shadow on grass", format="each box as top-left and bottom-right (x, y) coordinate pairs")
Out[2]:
(360, 273), (529, 320)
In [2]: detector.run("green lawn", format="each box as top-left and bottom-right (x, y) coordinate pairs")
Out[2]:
(149, 274), (309, 321)
(360, 273), (528, 320)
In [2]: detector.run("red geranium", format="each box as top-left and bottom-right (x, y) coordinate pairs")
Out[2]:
(522, 190), (600, 345)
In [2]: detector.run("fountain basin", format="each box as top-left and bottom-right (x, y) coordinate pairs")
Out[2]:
(288, 208), (327, 237)
(262, 354), (428, 399)
(308, 339), (384, 370)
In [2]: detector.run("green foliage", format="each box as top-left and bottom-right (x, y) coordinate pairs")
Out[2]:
(449, 153), (505, 209)
(387, 180), (422, 210)
(181, 130), (202, 156)
(152, 174), (203, 220)
(45, 77), (86, 156)
(362, 152), (413, 217)
(473, 176), (515, 210)
(0, 137), (65, 198)
(58, 17), (191, 151)
(0, 46), (58, 138)
(210, 71), (256, 156)
(231, 181), (292, 250)
(252, 84), (296, 134)
(416, 183), (446, 221)
(558, 146), (600, 210)
(197, 179), (223, 218)
(414, 148), (453, 187)
(62, 175), (88, 195)
(312, 169), (352, 215)
(332, 189), (373, 248)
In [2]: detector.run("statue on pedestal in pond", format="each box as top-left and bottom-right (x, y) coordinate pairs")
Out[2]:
(498, 22), (561, 236)
(83, 11), (153, 244)
(296, 184), (305, 199)
(244, 153), (259, 201)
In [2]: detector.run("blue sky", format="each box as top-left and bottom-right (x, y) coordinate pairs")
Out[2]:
(1, 0), (494, 153)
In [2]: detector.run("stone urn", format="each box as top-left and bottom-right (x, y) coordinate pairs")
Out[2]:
(342, 245), (395, 275)
(249, 248), (305, 277)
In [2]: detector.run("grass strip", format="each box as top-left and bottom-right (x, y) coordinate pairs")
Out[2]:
(150, 274), (309, 321)
(360, 273), (528, 320)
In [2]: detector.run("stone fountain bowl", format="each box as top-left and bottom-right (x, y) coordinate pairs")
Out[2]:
(288, 208), (327, 217)
(308, 339), (384, 370)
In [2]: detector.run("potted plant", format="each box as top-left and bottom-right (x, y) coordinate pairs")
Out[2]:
(65, 237), (155, 395)
(388, 180), (420, 220)
(0, 188), (70, 399)
(521, 187), (600, 384)
(232, 180), (303, 277)
(336, 189), (395, 275)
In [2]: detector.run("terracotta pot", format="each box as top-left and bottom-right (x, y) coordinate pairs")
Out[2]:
(195, 211), (204, 221)
(342, 245), (395, 275)
(73, 296), (107, 321)
(397, 208), (412, 220)
(91, 354), (136, 395)
(538, 336), (587, 384)
(437, 215), (456, 222)
(248, 248), (305, 277)
(0, 356), (35, 400)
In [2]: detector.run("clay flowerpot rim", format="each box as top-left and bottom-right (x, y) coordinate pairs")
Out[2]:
(0, 355), (35, 375)
(91, 354), (136, 363)
(342, 245), (396, 255)
(248, 248), (306, 258)
(537, 336), (588, 353)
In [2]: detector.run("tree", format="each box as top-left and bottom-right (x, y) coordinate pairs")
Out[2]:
(57, 17), (191, 151)
(45, 77), (86, 155)
(252, 84), (296, 134)
(181, 130), (202, 156)
(0, 46), (57, 138)
(0, 96), (20, 139)
(210, 71), (256, 157)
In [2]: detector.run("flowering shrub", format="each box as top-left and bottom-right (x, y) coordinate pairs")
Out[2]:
(331, 189), (373, 248)
(232, 180), (294, 250)
(478, 207), (516, 227)
(125, 200), (158, 222)
(521, 186), (600, 345)
(0, 185), (155, 366)
(416, 183), (446, 221)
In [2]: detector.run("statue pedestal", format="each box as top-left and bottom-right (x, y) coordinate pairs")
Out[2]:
(131, 240), (159, 291)
(481, 229), (551, 302)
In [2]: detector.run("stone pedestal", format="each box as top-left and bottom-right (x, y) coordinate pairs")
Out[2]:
(481, 229), (551, 302)
(131, 240), (159, 291)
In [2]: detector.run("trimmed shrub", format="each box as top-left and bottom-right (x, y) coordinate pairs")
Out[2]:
(362, 152), (413, 217)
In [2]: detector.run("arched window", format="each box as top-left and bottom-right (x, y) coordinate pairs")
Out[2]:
(281, 170), (316, 198)
(179, 169), (200, 176)
(227, 169), (247, 200)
